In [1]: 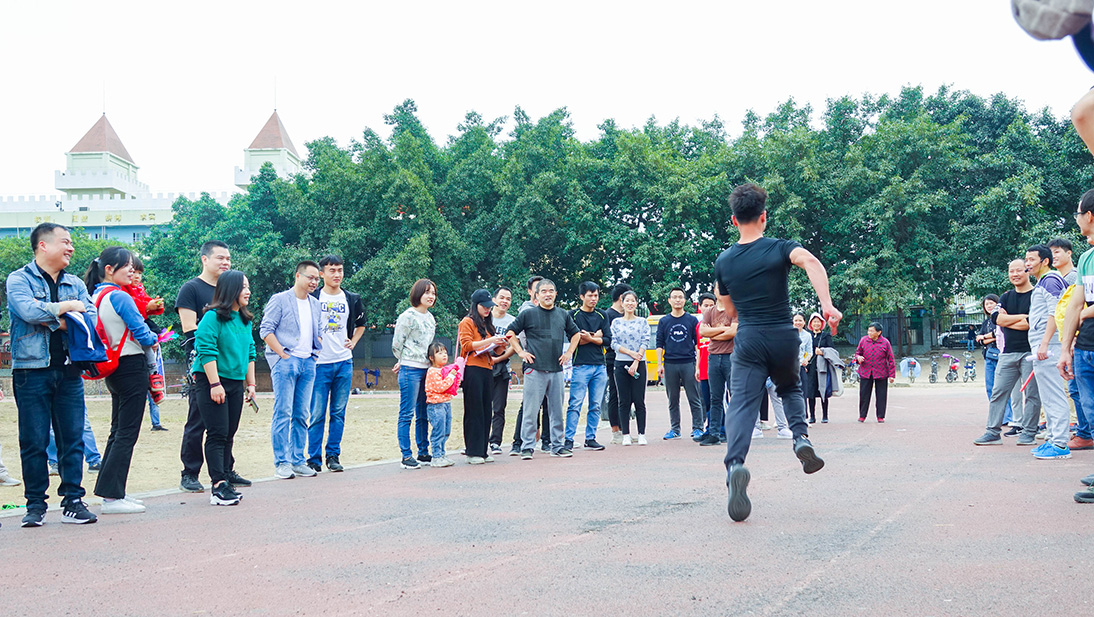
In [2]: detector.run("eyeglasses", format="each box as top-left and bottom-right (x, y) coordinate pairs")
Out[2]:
(301, 275), (321, 282)
(1075, 211), (1089, 219)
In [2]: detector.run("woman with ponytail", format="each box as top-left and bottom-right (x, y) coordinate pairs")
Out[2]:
(85, 247), (158, 514)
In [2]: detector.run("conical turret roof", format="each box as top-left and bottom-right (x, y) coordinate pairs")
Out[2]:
(69, 114), (135, 164)
(248, 110), (299, 157)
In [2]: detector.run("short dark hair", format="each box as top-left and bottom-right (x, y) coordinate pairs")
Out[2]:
(130, 254), (145, 272)
(318, 255), (343, 268)
(536, 278), (556, 293)
(200, 240), (229, 258)
(729, 183), (768, 224)
(527, 276), (543, 291)
(296, 260), (320, 274)
(867, 322), (883, 333)
(668, 287), (685, 297)
(1026, 244), (1052, 265)
(1081, 189), (1094, 215)
(494, 286), (512, 298)
(611, 283), (633, 302)
(30, 223), (68, 254)
(578, 281), (600, 296)
(1048, 238), (1073, 253)
(410, 278), (436, 308)
(698, 292), (716, 305)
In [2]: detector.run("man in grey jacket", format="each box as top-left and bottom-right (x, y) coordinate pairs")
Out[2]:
(261, 260), (323, 479)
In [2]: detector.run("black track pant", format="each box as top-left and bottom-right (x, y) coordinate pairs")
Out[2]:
(463, 366), (493, 458)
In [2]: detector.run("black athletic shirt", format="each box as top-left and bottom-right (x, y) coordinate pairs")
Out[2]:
(506, 305), (580, 373)
(993, 289), (1032, 354)
(570, 307), (609, 365)
(713, 237), (800, 327)
(603, 307), (624, 364)
(45, 269), (66, 370)
(175, 277), (216, 352)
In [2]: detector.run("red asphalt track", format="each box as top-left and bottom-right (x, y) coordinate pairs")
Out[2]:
(2, 386), (1092, 616)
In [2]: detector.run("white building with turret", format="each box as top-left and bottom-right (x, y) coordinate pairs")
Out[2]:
(0, 111), (304, 242)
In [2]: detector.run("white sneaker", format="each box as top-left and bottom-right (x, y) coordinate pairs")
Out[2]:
(484, 455), (495, 463)
(467, 456), (486, 465)
(610, 431), (623, 445)
(292, 464), (317, 477)
(637, 434), (648, 446)
(275, 463), (295, 479)
(759, 421), (775, 430)
(752, 427), (764, 439)
(432, 456), (455, 468)
(124, 495), (145, 505)
(101, 498), (145, 514)
(622, 434), (633, 446)
(0, 472), (21, 487)
(776, 428), (793, 439)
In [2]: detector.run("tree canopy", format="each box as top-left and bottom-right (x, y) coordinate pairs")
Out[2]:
(10, 85), (1088, 350)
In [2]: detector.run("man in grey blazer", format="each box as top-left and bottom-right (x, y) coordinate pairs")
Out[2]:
(261, 260), (323, 479)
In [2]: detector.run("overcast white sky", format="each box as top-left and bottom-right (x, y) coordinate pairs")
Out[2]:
(1, 1), (1090, 198)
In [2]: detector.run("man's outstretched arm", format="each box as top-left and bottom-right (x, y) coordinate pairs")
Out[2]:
(790, 247), (843, 328)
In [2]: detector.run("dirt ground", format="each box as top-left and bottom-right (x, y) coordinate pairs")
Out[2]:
(0, 376), (987, 506)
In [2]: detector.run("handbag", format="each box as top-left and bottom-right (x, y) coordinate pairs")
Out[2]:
(985, 346), (1001, 362)
(83, 286), (130, 381)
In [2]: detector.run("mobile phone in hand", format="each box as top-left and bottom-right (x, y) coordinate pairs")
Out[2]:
(248, 396), (260, 413)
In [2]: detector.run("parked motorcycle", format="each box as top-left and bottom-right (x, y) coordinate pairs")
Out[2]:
(899, 357), (920, 383)
(963, 350), (976, 383)
(844, 357), (860, 385)
(942, 353), (959, 383)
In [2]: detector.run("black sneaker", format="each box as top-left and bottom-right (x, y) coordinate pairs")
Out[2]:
(180, 474), (205, 493)
(551, 448), (573, 458)
(520, 449), (534, 460)
(151, 425), (169, 431)
(727, 464), (752, 522)
(307, 462), (322, 474)
(400, 457), (421, 470)
(490, 443), (503, 455)
(61, 500), (97, 524)
(210, 482), (242, 506)
(1075, 486), (1094, 503)
(540, 441), (550, 452)
(1003, 427), (1021, 437)
(508, 446), (521, 456)
(87, 462), (102, 472)
(1081, 474), (1094, 486)
(21, 508), (46, 527)
(564, 439), (574, 450)
(698, 433), (721, 446)
(326, 455), (344, 472)
(793, 436), (825, 474)
(417, 454), (432, 466)
(584, 439), (606, 451)
(226, 470), (252, 487)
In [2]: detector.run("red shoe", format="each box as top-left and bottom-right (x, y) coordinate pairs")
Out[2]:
(877, 418), (886, 423)
(1068, 435), (1094, 451)
(149, 374), (166, 404)
(857, 417), (865, 423)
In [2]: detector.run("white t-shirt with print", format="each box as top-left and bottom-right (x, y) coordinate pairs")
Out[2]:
(317, 290), (353, 364)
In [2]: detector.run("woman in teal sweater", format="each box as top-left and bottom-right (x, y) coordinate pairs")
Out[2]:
(194, 270), (257, 506)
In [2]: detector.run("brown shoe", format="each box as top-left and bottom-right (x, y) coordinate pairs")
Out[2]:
(1068, 435), (1094, 451)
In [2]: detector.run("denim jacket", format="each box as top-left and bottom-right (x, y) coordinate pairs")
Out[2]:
(6, 260), (96, 369)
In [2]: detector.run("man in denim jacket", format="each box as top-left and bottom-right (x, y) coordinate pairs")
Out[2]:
(260, 260), (323, 480)
(6, 223), (98, 526)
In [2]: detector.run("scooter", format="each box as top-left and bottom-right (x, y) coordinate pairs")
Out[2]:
(942, 354), (959, 383)
(844, 357), (860, 384)
(929, 355), (939, 384)
(963, 350), (976, 383)
(900, 357), (919, 383)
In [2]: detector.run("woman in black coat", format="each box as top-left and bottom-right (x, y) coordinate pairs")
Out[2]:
(806, 313), (834, 423)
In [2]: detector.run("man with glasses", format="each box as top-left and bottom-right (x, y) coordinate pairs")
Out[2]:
(261, 261), (323, 479)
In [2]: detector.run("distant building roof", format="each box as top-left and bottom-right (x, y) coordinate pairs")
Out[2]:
(248, 111), (299, 157)
(69, 114), (136, 164)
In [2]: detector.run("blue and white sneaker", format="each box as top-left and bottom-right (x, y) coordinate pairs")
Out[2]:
(1030, 442), (1052, 456)
(663, 429), (680, 440)
(1034, 443), (1072, 460)
(691, 429), (705, 441)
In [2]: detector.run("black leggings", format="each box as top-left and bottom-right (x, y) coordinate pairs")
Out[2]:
(615, 361), (647, 435)
(95, 354), (149, 499)
(462, 366), (492, 458)
(606, 358), (620, 428)
(194, 372), (244, 485)
(808, 396), (829, 421)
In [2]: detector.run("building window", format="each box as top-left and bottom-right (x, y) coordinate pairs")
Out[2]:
(133, 232), (146, 243)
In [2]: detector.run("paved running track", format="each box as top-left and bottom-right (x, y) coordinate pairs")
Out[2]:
(2, 385), (1092, 616)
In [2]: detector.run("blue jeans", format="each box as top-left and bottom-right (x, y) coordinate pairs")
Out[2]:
(1074, 350), (1094, 440)
(565, 364), (608, 442)
(984, 356), (1013, 423)
(308, 359), (353, 466)
(1073, 377), (1090, 439)
(427, 402), (452, 458)
(270, 356), (316, 466)
(397, 366), (430, 459)
(707, 353), (733, 439)
(13, 368), (87, 510)
(47, 403), (101, 466)
(148, 393), (161, 427)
